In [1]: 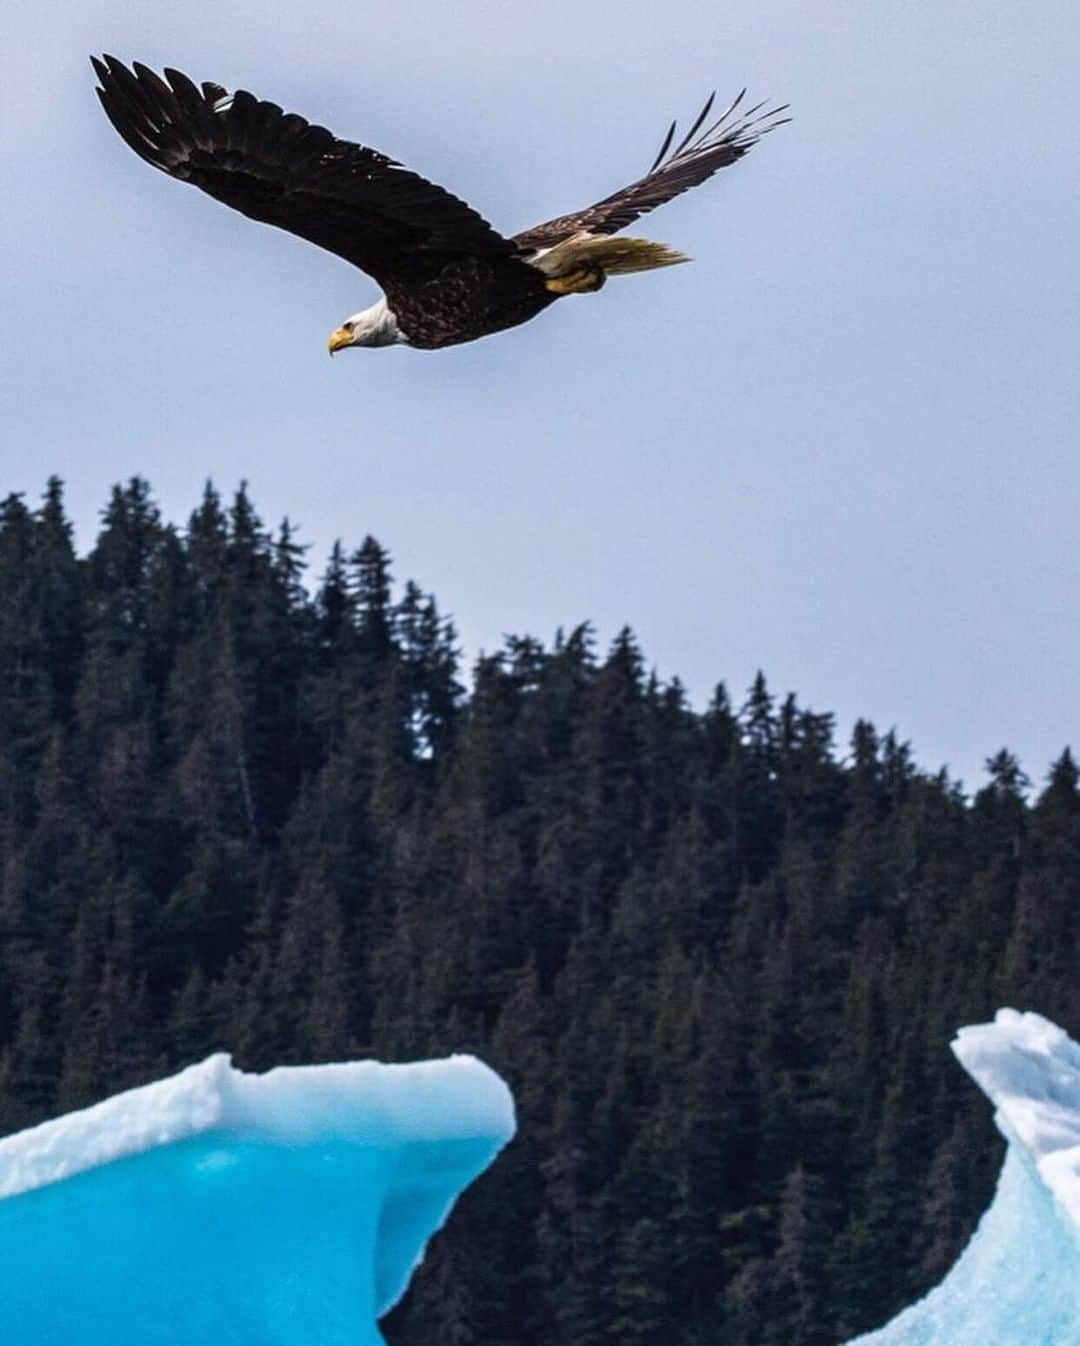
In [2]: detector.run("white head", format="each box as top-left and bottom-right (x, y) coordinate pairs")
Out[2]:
(327, 297), (405, 354)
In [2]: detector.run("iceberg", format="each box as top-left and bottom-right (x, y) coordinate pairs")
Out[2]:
(848, 1009), (1080, 1345)
(0, 1052), (514, 1345)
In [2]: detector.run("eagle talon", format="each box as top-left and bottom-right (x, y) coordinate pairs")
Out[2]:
(545, 267), (607, 296)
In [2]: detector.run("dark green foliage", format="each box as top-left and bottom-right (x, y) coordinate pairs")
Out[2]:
(0, 478), (1074, 1345)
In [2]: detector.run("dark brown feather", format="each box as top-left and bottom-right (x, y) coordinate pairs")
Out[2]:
(512, 89), (789, 253)
(92, 57), (514, 286)
(672, 90), (716, 158)
(647, 119), (678, 176)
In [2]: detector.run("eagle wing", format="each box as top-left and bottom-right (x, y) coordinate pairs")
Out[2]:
(92, 57), (515, 286)
(511, 90), (789, 253)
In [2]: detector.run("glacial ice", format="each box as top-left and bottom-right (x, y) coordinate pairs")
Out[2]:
(848, 1008), (1080, 1345)
(0, 1052), (514, 1345)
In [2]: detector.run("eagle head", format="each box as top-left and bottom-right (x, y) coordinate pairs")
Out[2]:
(328, 298), (403, 354)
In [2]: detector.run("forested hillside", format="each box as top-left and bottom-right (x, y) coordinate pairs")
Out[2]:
(2, 478), (1077, 1345)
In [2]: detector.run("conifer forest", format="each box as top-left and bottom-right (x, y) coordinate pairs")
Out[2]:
(2, 477), (1077, 1345)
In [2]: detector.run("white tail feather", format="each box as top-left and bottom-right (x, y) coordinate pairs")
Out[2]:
(529, 233), (690, 278)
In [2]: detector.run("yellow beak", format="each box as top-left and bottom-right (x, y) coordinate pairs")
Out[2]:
(327, 326), (353, 357)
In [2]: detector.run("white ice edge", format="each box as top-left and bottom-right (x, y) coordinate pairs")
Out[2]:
(952, 1008), (1080, 1238)
(0, 1052), (515, 1201)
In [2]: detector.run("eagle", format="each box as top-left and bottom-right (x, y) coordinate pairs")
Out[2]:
(92, 57), (788, 354)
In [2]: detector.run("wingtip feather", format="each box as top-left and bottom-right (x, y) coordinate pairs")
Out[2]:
(647, 118), (678, 175)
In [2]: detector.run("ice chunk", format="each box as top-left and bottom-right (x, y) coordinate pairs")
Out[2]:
(847, 1009), (1080, 1345)
(0, 1053), (514, 1345)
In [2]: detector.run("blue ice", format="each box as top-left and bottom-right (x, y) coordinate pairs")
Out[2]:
(0, 1053), (514, 1345)
(849, 1009), (1080, 1345)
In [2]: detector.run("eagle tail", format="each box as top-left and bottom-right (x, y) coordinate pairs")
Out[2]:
(528, 234), (690, 278)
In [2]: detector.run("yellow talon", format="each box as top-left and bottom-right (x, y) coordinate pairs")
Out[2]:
(545, 267), (606, 295)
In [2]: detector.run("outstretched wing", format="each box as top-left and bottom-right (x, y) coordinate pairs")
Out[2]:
(92, 56), (515, 286)
(512, 90), (788, 253)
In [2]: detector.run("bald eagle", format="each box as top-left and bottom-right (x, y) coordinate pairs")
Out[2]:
(92, 57), (788, 354)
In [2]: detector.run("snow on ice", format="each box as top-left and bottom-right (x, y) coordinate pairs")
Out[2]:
(0, 1053), (514, 1345)
(849, 1008), (1080, 1345)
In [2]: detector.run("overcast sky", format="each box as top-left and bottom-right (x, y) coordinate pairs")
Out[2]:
(3, 0), (1078, 791)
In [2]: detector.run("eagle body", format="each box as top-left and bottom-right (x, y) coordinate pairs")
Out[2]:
(384, 255), (556, 350)
(91, 58), (787, 355)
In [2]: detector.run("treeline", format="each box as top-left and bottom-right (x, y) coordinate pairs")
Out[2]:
(1, 477), (1077, 1345)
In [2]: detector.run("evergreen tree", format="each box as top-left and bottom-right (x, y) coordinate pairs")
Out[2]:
(0, 475), (1077, 1346)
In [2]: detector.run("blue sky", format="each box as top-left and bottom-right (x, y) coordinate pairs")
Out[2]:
(3, 0), (1078, 790)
